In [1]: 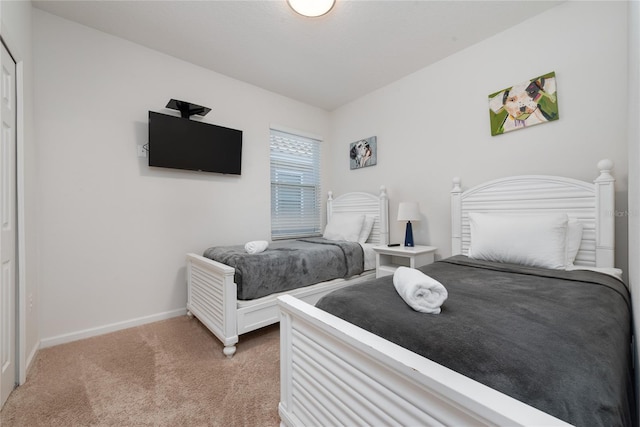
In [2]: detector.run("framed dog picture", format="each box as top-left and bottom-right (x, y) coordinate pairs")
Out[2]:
(488, 71), (559, 136)
(349, 136), (377, 169)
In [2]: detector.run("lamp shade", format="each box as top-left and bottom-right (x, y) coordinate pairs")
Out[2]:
(397, 202), (421, 222)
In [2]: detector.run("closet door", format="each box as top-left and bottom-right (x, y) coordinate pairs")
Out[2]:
(0, 40), (17, 410)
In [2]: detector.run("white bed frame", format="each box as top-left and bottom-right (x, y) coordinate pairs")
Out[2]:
(278, 160), (615, 426)
(186, 186), (389, 357)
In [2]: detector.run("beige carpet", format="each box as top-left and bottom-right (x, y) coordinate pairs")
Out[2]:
(0, 316), (281, 426)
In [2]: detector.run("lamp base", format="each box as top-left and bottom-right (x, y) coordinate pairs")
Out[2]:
(404, 221), (414, 247)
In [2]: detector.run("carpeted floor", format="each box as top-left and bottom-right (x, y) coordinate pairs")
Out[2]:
(0, 316), (281, 426)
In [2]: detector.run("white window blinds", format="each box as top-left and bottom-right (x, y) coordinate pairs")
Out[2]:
(270, 128), (321, 240)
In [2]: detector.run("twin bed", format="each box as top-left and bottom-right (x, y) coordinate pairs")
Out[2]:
(186, 160), (634, 426)
(186, 186), (389, 357)
(277, 160), (635, 426)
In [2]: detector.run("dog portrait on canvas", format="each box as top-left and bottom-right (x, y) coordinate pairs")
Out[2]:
(489, 72), (559, 136)
(349, 136), (377, 169)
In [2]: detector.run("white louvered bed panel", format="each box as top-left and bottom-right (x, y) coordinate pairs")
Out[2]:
(452, 162), (615, 268)
(189, 267), (225, 327)
(328, 186), (389, 245)
(186, 254), (237, 355)
(289, 328), (450, 427)
(459, 180), (595, 264)
(278, 295), (570, 427)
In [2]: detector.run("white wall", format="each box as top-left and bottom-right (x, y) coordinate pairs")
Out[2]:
(1, 0), (38, 380)
(33, 1), (632, 345)
(33, 9), (330, 344)
(328, 1), (629, 274)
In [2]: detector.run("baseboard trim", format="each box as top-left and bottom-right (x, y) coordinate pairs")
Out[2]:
(22, 341), (39, 384)
(39, 308), (187, 349)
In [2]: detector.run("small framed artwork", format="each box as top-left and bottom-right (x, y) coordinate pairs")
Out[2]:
(488, 71), (559, 136)
(349, 136), (377, 169)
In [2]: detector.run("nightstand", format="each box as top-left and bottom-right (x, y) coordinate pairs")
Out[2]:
(373, 245), (437, 278)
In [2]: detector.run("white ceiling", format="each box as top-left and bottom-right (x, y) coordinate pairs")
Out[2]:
(33, 0), (563, 111)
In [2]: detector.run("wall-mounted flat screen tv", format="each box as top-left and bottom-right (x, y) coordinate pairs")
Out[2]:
(148, 111), (243, 175)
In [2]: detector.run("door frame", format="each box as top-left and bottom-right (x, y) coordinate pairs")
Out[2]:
(0, 30), (28, 386)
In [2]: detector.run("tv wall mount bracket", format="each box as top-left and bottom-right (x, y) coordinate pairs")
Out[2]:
(166, 99), (211, 119)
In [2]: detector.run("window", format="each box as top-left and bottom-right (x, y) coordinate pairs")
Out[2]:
(270, 128), (321, 240)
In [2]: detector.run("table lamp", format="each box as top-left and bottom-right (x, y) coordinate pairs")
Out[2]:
(397, 202), (420, 247)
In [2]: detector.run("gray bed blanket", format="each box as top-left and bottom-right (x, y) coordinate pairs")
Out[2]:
(203, 237), (364, 300)
(315, 255), (635, 427)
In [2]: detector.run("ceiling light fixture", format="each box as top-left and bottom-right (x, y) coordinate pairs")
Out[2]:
(287, 0), (336, 17)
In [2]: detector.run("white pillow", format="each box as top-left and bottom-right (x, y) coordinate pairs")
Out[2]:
(468, 212), (568, 270)
(357, 215), (375, 244)
(565, 219), (583, 267)
(323, 214), (365, 242)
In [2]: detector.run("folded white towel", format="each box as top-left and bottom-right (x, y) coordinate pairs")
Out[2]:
(244, 240), (269, 254)
(393, 266), (448, 314)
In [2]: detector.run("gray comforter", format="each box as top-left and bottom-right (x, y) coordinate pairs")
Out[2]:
(203, 237), (364, 300)
(315, 255), (635, 427)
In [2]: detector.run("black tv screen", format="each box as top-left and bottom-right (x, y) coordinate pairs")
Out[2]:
(148, 111), (242, 175)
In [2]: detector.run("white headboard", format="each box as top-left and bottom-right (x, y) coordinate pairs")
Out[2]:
(451, 160), (615, 268)
(327, 186), (389, 245)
